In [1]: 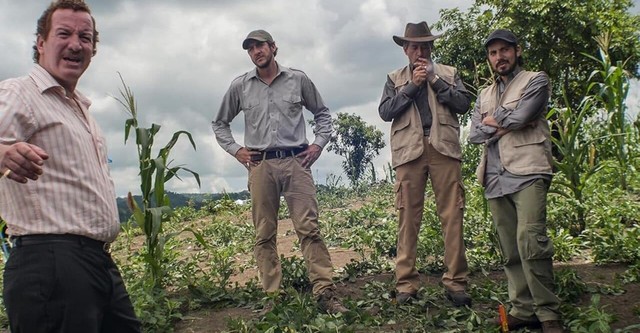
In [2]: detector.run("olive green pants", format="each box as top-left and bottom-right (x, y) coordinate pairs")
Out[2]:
(394, 139), (469, 294)
(488, 179), (561, 322)
(248, 156), (334, 296)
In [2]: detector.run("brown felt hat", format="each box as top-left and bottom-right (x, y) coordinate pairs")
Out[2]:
(393, 21), (441, 46)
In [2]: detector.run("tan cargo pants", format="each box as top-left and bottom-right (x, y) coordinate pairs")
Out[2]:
(394, 139), (469, 294)
(248, 156), (334, 296)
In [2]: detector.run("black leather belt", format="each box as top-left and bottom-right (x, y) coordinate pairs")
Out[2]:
(251, 147), (306, 162)
(11, 234), (111, 253)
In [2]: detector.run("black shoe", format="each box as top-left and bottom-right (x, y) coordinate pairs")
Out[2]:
(493, 314), (541, 331)
(445, 290), (472, 307)
(395, 292), (418, 305)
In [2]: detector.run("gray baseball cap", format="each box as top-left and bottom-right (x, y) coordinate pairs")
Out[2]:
(484, 29), (518, 47)
(242, 29), (274, 49)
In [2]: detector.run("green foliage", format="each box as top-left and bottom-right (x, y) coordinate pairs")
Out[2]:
(555, 268), (588, 303)
(564, 295), (615, 333)
(586, 33), (633, 190)
(240, 289), (351, 333)
(280, 255), (312, 292)
(201, 191), (247, 216)
(325, 113), (386, 187)
(548, 94), (603, 234)
(316, 173), (353, 209)
(433, 0), (640, 109)
(115, 74), (204, 290)
(130, 286), (182, 333)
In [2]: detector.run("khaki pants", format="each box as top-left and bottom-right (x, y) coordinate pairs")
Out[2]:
(488, 179), (561, 322)
(394, 138), (469, 293)
(248, 156), (334, 296)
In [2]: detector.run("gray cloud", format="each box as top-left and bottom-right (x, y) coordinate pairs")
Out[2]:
(3, 0), (637, 197)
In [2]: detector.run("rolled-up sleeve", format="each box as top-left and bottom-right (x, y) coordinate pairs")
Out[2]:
(212, 83), (242, 156)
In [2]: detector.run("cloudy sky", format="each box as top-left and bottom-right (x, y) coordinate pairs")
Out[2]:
(1, 0), (638, 197)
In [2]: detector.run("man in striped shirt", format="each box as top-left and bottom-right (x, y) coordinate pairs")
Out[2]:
(0, 1), (141, 332)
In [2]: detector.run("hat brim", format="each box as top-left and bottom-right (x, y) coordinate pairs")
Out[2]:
(393, 34), (441, 46)
(484, 37), (517, 48)
(242, 37), (269, 50)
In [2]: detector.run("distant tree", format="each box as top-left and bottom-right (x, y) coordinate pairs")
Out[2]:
(326, 113), (385, 187)
(432, 0), (640, 109)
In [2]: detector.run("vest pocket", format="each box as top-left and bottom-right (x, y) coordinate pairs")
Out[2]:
(437, 113), (461, 145)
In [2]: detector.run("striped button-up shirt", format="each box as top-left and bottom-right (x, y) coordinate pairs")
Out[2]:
(0, 65), (120, 242)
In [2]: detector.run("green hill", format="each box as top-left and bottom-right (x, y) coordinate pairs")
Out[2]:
(116, 190), (250, 222)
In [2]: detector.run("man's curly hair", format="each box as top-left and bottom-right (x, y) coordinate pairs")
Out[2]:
(33, 0), (99, 63)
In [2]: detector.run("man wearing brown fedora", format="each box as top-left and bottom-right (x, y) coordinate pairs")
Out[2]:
(379, 21), (472, 307)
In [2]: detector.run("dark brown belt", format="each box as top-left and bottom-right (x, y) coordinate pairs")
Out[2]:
(11, 234), (111, 253)
(250, 147), (306, 161)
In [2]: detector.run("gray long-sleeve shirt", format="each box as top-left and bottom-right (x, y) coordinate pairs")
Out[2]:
(468, 67), (551, 199)
(212, 63), (332, 156)
(379, 65), (471, 136)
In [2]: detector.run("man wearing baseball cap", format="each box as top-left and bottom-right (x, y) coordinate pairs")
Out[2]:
(212, 29), (347, 314)
(469, 29), (564, 332)
(379, 21), (472, 307)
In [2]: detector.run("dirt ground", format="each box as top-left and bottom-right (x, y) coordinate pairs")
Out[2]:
(174, 219), (640, 333)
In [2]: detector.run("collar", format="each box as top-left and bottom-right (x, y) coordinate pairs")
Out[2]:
(248, 62), (289, 80)
(496, 66), (522, 85)
(28, 65), (91, 108)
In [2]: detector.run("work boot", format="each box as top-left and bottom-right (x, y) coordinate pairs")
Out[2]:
(317, 289), (348, 314)
(492, 314), (541, 331)
(541, 320), (565, 333)
(395, 292), (418, 305)
(445, 290), (472, 307)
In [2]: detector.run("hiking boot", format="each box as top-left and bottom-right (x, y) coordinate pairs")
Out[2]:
(445, 290), (472, 307)
(492, 314), (541, 331)
(541, 320), (565, 333)
(395, 292), (418, 305)
(317, 290), (348, 314)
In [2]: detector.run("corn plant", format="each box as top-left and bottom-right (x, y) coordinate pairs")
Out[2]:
(585, 33), (632, 191)
(115, 73), (204, 289)
(548, 94), (603, 235)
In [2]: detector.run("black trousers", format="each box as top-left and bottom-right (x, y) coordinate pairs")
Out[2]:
(3, 235), (141, 333)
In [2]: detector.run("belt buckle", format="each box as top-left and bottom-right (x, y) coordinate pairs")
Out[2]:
(275, 150), (286, 159)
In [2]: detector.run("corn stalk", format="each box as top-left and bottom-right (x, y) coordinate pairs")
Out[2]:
(115, 73), (204, 289)
(585, 33), (632, 190)
(548, 94), (603, 235)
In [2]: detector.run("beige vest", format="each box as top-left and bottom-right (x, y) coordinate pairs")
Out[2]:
(475, 70), (554, 185)
(388, 63), (462, 168)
